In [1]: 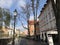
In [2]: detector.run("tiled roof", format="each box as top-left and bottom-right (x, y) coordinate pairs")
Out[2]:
(38, 0), (51, 18)
(29, 20), (34, 25)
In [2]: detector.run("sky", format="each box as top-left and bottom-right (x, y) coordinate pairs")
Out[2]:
(0, 0), (46, 32)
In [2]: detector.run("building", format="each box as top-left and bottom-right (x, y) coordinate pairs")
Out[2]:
(0, 8), (11, 38)
(29, 20), (34, 36)
(23, 30), (28, 35)
(0, 26), (13, 38)
(0, 26), (9, 37)
(2, 26), (14, 38)
(19, 30), (28, 37)
(15, 29), (20, 37)
(29, 20), (40, 40)
(38, 0), (58, 44)
(7, 28), (13, 37)
(36, 21), (40, 40)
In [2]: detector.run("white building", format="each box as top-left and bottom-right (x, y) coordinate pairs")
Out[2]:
(8, 28), (13, 37)
(38, 0), (58, 44)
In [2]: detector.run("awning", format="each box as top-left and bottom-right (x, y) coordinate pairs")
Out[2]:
(47, 30), (58, 34)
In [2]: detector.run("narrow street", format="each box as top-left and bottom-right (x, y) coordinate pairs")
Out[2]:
(14, 38), (48, 45)
(0, 0), (59, 45)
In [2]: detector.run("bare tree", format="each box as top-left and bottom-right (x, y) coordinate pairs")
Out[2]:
(18, 1), (31, 36)
(31, 0), (40, 39)
(0, 8), (11, 29)
(18, 0), (40, 37)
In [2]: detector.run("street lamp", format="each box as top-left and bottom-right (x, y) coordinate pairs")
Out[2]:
(12, 9), (17, 45)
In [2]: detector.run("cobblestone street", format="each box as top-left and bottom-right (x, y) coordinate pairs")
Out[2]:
(14, 38), (48, 45)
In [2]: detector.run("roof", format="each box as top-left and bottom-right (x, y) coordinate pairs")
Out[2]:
(38, 0), (51, 18)
(29, 20), (39, 25)
(29, 20), (34, 25)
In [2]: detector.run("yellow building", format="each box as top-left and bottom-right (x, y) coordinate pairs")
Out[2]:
(29, 20), (34, 36)
(0, 26), (9, 38)
(15, 29), (20, 37)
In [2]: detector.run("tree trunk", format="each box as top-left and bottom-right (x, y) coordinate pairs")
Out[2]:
(34, 10), (36, 40)
(28, 20), (30, 37)
(34, 20), (36, 40)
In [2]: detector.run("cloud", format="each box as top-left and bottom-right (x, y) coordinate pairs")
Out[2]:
(29, 16), (34, 20)
(0, 0), (13, 8)
(15, 26), (24, 31)
(16, 26), (23, 29)
(17, 0), (26, 8)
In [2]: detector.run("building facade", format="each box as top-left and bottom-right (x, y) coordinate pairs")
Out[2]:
(36, 21), (40, 40)
(29, 20), (40, 40)
(15, 29), (20, 37)
(38, 0), (58, 44)
(29, 20), (34, 36)
(7, 28), (13, 37)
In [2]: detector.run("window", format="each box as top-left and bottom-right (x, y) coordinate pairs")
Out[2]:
(48, 12), (51, 19)
(54, 20), (56, 28)
(45, 25), (47, 30)
(46, 15), (48, 23)
(52, 20), (56, 28)
(51, 8), (55, 17)
(52, 11), (55, 17)
(50, 21), (53, 29)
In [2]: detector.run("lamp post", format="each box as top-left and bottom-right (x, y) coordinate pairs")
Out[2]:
(12, 9), (17, 45)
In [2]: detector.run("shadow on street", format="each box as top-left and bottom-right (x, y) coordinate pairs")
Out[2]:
(19, 38), (47, 45)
